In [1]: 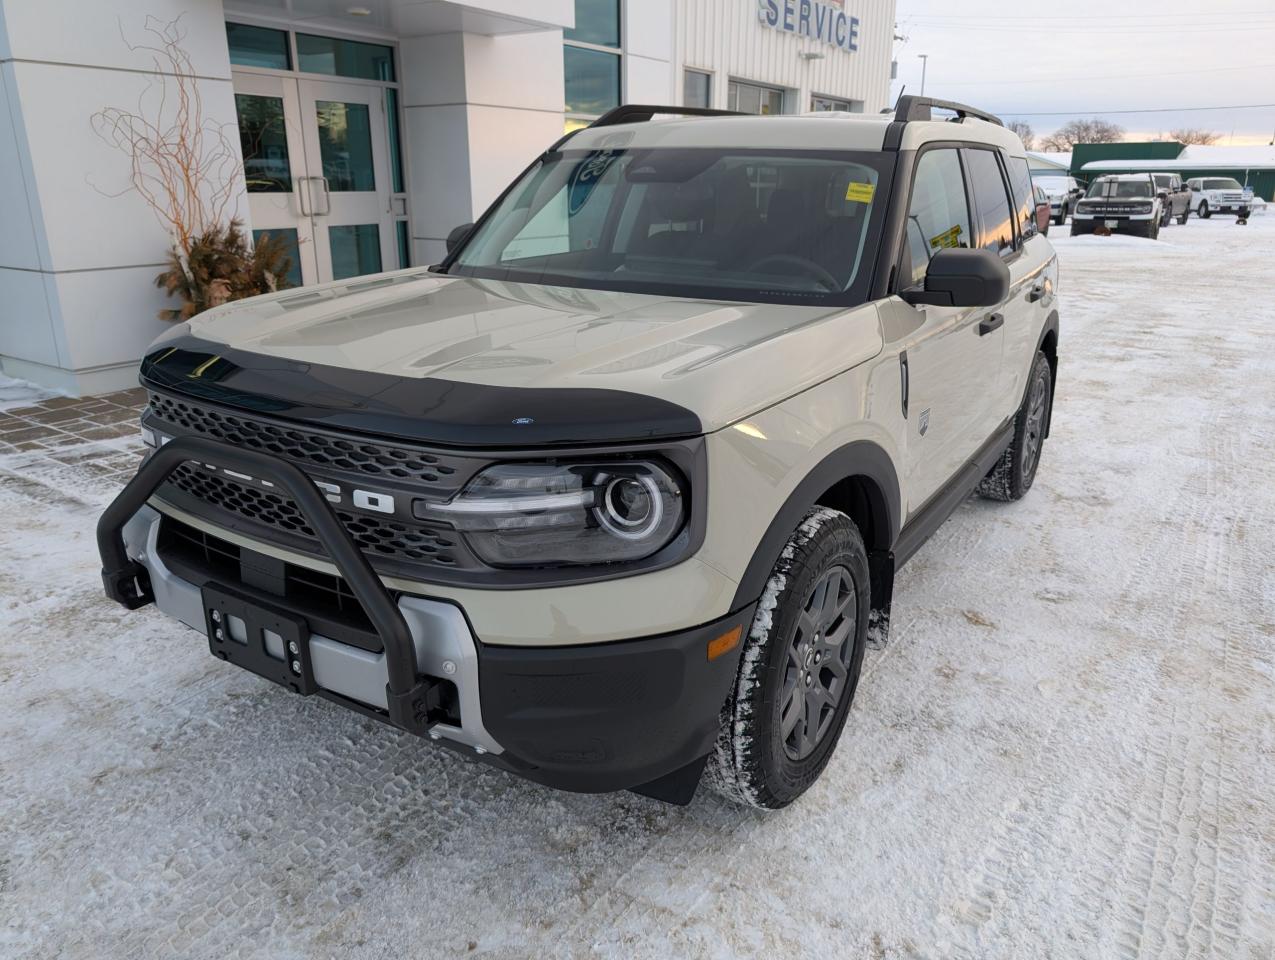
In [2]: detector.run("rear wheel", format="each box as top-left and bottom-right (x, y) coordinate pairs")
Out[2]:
(978, 351), (1052, 502)
(709, 508), (869, 810)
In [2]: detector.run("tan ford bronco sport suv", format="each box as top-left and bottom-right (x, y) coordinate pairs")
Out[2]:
(99, 97), (1060, 809)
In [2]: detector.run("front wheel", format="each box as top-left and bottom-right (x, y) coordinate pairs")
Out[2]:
(1199, 201), (1211, 219)
(709, 508), (869, 810)
(978, 351), (1053, 502)
(1178, 205), (1190, 225)
(1054, 206), (1066, 226)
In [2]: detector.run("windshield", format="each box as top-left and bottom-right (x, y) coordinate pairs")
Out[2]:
(1088, 179), (1152, 199)
(1204, 178), (1243, 190)
(448, 147), (892, 305)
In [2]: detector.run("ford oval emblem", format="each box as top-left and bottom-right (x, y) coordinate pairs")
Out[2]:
(512, 417), (535, 425)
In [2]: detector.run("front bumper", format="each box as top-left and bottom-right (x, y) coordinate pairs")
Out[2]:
(101, 439), (754, 801)
(1071, 214), (1157, 237)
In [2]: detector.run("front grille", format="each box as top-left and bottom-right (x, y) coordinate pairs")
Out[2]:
(165, 463), (462, 567)
(1082, 203), (1151, 216)
(144, 389), (490, 578)
(148, 392), (471, 488)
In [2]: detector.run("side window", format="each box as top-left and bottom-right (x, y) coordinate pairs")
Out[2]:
(1005, 154), (1038, 241)
(904, 149), (973, 287)
(965, 149), (1016, 258)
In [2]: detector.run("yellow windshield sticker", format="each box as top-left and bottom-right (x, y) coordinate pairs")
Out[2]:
(930, 225), (964, 250)
(845, 181), (876, 203)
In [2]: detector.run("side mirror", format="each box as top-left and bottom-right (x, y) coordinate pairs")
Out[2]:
(445, 222), (475, 255)
(901, 248), (1010, 309)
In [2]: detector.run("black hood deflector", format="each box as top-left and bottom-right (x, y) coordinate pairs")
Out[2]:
(140, 336), (702, 449)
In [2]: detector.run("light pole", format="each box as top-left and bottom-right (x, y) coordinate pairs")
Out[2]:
(918, 54), (929, 97)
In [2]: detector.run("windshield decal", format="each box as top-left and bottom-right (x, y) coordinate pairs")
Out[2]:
(568, 150), (620, 215)
(845, 181), (876, 203)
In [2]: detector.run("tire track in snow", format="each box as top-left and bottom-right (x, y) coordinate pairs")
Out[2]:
(931, 313), (1275, 958)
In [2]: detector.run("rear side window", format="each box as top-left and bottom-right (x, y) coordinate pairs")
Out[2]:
(965, 149), (1016, 258)
(904, 149), (973, 286)
(1004, 155), (1038, 241)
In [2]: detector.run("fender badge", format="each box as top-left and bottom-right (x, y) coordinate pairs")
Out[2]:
(919, 409), (931, 437)
(512, 417), (536, 425)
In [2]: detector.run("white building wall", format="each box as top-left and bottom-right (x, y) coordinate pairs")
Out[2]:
(623, 0), (675, 103)
(403, 29), (567, 265)
(0, 0), (246, 395)
(677, 0), (895, 113)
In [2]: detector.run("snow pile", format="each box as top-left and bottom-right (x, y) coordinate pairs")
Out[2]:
(0, 374), (57, 411)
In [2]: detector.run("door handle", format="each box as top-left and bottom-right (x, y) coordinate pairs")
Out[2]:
(297, 176), (331, 217)
(978, 313), (1005, 336)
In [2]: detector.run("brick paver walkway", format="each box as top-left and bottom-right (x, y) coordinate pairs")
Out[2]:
(0, 388), (147, 494)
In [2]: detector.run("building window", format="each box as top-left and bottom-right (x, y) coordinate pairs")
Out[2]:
(728, 80), (785, 116)
(296, 33), (395, 82)
(226, 23), (291, 71)
(564, 0), (621, 131)
(684, 69), (712, 109)
(812, 95), (864, 113)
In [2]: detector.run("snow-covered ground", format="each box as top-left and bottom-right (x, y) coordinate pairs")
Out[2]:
(2, 216), (1274, 959)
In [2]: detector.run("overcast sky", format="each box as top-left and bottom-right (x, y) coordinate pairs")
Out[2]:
(890, 1), (1275, 146)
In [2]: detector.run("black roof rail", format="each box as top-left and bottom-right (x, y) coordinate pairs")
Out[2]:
(894, 95), (1004, 128)
(590, 104), (746, 128)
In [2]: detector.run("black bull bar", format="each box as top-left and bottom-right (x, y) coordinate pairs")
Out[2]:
(96, 436), (442, 736)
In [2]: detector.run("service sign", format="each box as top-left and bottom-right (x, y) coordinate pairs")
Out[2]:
(757, 0), (862, 53)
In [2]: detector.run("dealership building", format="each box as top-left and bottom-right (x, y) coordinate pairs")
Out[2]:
(0, 0), (896, 395)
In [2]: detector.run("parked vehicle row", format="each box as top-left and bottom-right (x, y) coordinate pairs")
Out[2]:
(1036, 168), (1259, 238)
(1067, 171), (1258, 237)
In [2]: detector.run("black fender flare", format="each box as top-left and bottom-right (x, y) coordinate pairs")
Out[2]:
(1035, 310), (1060, 438)
(730, 440), (901, 612)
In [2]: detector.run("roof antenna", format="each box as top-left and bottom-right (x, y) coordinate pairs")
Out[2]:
(883, 85), (905, 115)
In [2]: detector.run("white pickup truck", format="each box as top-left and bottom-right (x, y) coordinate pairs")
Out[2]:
(1187, 177), (1253, 219)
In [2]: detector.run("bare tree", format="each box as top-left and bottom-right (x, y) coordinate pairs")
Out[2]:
(1006, 120), (1036, 151)
(1169, 128), (1221, 145)
(1038, 118), (1126, 152)
(90, 16), (241, 258)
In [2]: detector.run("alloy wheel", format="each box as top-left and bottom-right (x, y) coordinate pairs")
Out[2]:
(780, 565), (857, 761)
(1021, 367), (1049, 479)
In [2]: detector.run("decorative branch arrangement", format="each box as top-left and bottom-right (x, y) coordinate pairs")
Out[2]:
(91, 15), (293, 319)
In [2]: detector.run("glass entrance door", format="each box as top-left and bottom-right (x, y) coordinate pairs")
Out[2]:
(235, 72), (314, 286)
(234, 73), (396, 285)
(297, 78), (394, 282)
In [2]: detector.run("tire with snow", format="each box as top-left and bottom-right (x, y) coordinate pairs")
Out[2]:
(709, 508), (869, 810)
(1199, 201), (1211, 219)
(978, 351), (1052, 502)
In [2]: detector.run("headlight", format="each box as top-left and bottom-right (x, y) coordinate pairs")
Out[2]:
(1075, 201), (1095, 213)
(422, 461), (686, 567)
(1135, 202), (1153, 214)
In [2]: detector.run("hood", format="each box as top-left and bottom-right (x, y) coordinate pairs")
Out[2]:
(145, 270), (883, 447)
